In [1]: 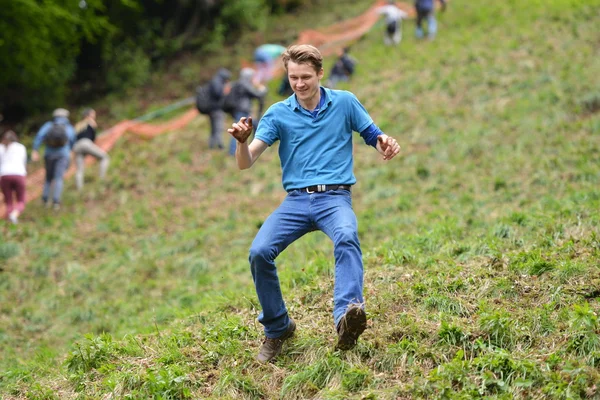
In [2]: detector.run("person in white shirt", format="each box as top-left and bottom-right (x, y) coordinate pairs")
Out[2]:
(0, 130), (27, 224)
(377, 0), (409, 46)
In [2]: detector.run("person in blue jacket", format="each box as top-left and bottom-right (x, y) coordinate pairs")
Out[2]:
(228, 45), (401, 363)
(254, 44), (286, 84)
(415, 0), (446, 39)
(31, 108), (76, 210)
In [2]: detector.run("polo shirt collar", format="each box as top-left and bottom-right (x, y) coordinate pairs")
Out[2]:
(286, 86), (333, 112)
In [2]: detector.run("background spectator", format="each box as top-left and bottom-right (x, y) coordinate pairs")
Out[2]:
(254, 44), (287, 84)
(377, 1), (408, 46)
(0, 130), (27, 224)
(207, 68), (232, 149)
(73, 108), (110, 190)
(326, 47), (357, 88)
(415, 0), (446, 39)
(31, 108), (76, 210)
(223, 68), (267, 156)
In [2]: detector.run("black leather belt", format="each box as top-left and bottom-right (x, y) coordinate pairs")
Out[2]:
(289, 184), (352, 193)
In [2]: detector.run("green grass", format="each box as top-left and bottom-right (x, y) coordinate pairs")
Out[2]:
(2, 0), (600, 398)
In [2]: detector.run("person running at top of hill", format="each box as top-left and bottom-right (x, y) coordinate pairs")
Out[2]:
(253, 43), (287, 84)
(227, 44), (401, 363)
(31, 108), (76, 210)
(73, 108), (110, 191)
(0, 130), (27, 224)
(376, 0), (409, 46)
(415, 0), (446, 40)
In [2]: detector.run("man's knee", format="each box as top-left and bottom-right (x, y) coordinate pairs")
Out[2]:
(249, 244), (275, 265)
(335, 227), (359, 246)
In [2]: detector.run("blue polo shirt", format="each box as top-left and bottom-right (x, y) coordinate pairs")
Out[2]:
(255, 87), (376, 191)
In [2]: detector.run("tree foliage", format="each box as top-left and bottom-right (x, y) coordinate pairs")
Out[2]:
(0, 0), (308, 120)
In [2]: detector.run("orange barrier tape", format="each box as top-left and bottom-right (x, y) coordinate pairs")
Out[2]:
(254, 0), (447, 80)
(1, 0), (446, 219)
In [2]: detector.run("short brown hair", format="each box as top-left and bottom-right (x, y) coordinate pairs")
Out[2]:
(282, 44), (323, 73)
(2, 130), (18, 143)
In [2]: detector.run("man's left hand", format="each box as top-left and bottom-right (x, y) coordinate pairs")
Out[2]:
(376, 135), (401, 161)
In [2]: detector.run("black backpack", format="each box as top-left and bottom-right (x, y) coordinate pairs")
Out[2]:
(44, 122), (68, 147)
(195, 84), (212, 115)
(222, 82), (243, 115)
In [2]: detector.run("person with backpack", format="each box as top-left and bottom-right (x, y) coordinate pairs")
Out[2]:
(415, 0), (446, 40)
(376, 0), (408, 46)
(73, 108), (110, 190)
(196, 68), (232, 149)
(0, 130), (27, 224)
(223, 68), (268, 156)
(31, 108), (76, 210)
(227, 45), (401, 363)
(326, 47), (357, 89)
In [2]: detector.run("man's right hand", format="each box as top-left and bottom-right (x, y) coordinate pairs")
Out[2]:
(31, 150), (40, 162)
(228, 116), (253, 144)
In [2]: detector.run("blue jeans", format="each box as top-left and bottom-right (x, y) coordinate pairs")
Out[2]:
(43, 152), (70, 204)
(416, 8), (437, 39)
(249, 189), (364, 338)
(209, 110), (225, 149)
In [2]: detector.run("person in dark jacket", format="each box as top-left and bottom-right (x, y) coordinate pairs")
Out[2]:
(31, 108), (76, 210)
(226, 68), (267, 156)
(73, 108), (110, 190)
(415, 0), (446, 39)
(208, 68), (232, 149)
(326, 47), (357, 89)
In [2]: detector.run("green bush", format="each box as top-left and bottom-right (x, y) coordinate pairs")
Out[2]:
(104, 42), (151, 92)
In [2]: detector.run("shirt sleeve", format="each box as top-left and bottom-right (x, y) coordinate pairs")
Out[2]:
(347, 92), (373, 133)
(254, 106), (279, 146)
(33, 122), (50, 151)
(360, 123), (384, 148)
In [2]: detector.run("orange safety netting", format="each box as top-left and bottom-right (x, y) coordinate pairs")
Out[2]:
(1, 0), (445, 218)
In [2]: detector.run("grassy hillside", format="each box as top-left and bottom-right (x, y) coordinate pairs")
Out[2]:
(2, 0), (600, 398)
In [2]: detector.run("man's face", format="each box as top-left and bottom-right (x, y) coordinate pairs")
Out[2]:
(287, 61), (324, 103)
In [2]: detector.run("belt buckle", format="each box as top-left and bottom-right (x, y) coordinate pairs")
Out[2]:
(306, 184), (325, 194)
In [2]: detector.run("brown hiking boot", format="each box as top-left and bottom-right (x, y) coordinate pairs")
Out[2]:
(336, 304), (367, 350)
(257, 319), (296, 363)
